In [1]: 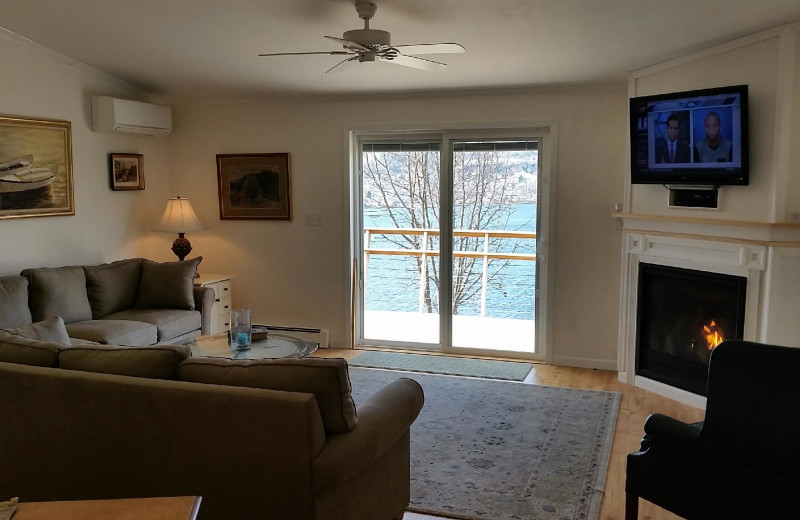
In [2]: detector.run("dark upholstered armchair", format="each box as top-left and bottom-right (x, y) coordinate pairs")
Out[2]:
(625, 340), (800, 519)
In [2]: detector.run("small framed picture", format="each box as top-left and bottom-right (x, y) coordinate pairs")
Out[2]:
(109, 153), (145, 191)
(216, 153), (291, 220)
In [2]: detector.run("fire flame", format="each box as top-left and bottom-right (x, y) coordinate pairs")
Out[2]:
(702, 320), (724, 351)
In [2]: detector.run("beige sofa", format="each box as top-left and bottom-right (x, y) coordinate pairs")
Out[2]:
(0, 336), (424, 520)
(0, 257), (214, 346)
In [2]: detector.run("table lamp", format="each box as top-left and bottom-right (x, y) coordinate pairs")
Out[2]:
(154, 196), (207, 261)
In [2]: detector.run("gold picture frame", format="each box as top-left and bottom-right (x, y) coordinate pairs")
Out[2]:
(0, 115), (74, 220)
(216, 153), (291, 220)
(110, 153), (145, 191)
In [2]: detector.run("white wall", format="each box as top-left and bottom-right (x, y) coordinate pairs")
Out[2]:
(789, 33), (800, 217)
(167, 86), (627, 366)
(0, 31), (172, 275)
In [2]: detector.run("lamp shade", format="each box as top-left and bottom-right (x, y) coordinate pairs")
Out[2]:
(154, 196), (206, 233)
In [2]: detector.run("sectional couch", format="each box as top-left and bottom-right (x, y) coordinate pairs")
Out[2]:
(0, 257), (213, 345)
(0, 334), (424, 520)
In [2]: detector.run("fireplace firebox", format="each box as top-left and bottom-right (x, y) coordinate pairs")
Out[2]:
(636, 263), (747, 396)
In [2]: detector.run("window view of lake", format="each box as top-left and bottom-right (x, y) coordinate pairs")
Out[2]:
(363, 202), (537, 320)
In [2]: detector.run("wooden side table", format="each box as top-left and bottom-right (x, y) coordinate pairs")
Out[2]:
(194, 273), (233, 334)
(13, 496), (201, 520)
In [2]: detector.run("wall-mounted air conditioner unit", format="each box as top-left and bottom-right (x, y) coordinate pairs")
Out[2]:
(91, 96), (172, 136)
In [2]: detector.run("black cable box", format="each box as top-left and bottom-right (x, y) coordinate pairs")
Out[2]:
(669, 189), (719, 209)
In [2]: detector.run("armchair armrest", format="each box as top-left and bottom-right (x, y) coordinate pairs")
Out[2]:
(193, 286), (215, 335)
(312, 377), (424, 493)
(643, 413), (702, 448)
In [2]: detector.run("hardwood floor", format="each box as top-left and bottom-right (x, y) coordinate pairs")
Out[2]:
(316, 348), (705, 520)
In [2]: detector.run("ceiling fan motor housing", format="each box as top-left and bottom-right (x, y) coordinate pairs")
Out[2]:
(343, 28), (391, 48)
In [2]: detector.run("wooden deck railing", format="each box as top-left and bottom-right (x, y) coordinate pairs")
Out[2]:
(363, 227), (536, 316)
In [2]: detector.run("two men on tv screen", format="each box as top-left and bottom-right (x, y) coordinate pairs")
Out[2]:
(656, 111), (733, 164)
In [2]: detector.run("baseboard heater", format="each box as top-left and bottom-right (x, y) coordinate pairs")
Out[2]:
(258, 325), (330, 348)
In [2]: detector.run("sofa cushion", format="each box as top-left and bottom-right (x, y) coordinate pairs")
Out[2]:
(69, 338), (102, 346)
(66, 319), (157, 346)
(0, 329), (63, 367)
(4, 316), (71, 345)
(59, 344), (192, 379)
(104, 308), (201, 342)
(0, 275), (32, 328)
(84, 258), (143, 319)
(135, 257), (202, 310)
(178, 357), (357, 434)
(21, 266), (93, 324)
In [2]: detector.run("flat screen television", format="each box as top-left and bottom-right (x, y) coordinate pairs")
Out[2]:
(630, 84), (748, 185)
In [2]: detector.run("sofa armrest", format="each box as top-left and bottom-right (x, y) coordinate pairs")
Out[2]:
(193, 286), (215, 335)
(312, 377), (424, 493)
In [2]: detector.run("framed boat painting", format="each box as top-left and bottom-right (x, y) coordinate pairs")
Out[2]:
(216, 153), (292, 220)
(0, 115), (74, 219)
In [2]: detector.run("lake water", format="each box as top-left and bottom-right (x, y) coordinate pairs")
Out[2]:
(363, 203), (537, 320)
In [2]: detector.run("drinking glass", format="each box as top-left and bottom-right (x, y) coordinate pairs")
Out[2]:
(230, 308), (252, 350)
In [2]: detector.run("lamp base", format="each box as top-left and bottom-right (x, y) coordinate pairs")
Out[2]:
(171, 233), (192, 261)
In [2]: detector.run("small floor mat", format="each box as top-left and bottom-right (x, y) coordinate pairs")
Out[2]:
(348, 350), (533, 381)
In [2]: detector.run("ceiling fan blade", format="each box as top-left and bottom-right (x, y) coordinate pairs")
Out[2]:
(324, 35), (370, 53)
(326, 56), (360, 74)
(259, 51), (352, 57)
(381, 54), (447, 71)
(392, 43), (466, 55)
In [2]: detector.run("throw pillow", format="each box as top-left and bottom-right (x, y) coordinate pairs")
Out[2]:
(0, 329), (64, 367)
(135, 257), (202, 310)
(20, 266), (93, 324)
(0, 275), (32, 329)
(59, 344), (192, 380)
(178, 356), (358, 434)
(84, 258), (143, 318)
(5, 315), (71, 345)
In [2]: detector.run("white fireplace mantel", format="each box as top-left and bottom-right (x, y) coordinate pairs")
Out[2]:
(616, 214), (800, 408)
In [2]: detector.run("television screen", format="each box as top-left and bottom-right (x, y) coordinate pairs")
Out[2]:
(630, 85), (748, 185)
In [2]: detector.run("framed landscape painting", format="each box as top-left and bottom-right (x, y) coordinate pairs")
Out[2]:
(0, 115), (74, 219)
(110, 153), (145, 190)
(216, 153), (291, 220)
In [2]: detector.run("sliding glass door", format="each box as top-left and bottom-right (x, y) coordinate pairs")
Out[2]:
(353, 131), (545, 360)
(360, 140), (441, 346)
(448, 140), (538, 354)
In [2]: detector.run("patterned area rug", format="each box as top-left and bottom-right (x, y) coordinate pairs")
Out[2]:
(349, 368), (620, 520)
(349, 351), (534, 381)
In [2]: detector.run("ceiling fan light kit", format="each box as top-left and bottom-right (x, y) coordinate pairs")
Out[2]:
(258, 1), (465, 73)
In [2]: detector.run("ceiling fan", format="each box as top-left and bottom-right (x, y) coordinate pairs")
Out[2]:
(259, 1), (465, 73)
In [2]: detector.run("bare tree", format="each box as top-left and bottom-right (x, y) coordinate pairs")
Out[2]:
(363, 148), (534, 315)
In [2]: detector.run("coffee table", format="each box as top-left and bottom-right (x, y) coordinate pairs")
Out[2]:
(14, 496), (201, 520)
(191, 331), (318, 359)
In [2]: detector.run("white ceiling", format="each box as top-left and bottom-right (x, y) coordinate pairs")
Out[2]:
(2, 0), (799, 100)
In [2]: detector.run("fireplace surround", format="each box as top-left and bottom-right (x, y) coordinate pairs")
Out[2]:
(617, 214), (800, 408)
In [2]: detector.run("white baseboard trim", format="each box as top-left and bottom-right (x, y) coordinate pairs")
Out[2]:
(634, 376), (707, 409)
(550, 356), (618, 371)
